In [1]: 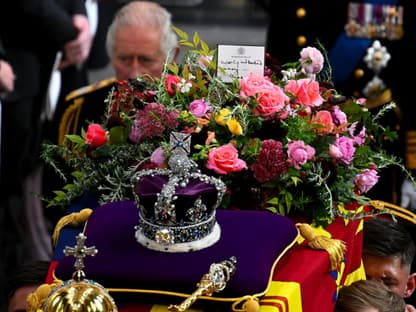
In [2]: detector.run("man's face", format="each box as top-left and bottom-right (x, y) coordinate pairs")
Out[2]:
(111, 25), (166, 80)
(363, 254), (413, 298)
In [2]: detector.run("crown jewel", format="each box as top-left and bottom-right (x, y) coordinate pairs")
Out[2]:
(132, 132), (226, 252)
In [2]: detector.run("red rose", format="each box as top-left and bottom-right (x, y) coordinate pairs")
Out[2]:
(165, 74), (180, 96)
(85, 123), (108, 148)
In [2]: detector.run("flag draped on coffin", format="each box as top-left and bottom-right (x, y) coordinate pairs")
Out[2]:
(260, 206), (366, 312)
(46, 203), (365, 312)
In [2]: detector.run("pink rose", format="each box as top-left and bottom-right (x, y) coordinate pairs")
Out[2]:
(150, 147), (166, 167)
(85, 123), (107, 148)
(331, 106), (348, 131)
(189, 99), (210, 117)
(328, 144), (343, 159)
(311, 110), (334, 134)
(284, 78), (324, 109)
(299, 47), (324, 75)
(287, 140), (315, 169)
(354, 168), (379, 193)
(239, 73), (275, 98)
(349, 122), (366, 146)
(329, 136), (355, 165)
(254, 85), (289, 119)
(206, 145), (247, 174)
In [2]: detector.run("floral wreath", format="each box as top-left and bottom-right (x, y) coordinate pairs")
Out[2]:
(41, 28), (412, 225)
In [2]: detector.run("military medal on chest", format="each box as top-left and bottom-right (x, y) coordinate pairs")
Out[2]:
(345, 2), (404, 40)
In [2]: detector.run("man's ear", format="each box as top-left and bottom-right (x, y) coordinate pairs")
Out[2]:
(404, 272), (416, 298)
(172, 46), (180, 63)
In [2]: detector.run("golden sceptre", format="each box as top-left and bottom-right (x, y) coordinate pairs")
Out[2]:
(168, 256), (237, 312)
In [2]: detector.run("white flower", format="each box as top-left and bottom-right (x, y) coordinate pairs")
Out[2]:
(178, 78), (192, 93)
(281, 68), (298, 82)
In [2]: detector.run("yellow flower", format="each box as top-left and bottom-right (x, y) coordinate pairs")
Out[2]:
(214, 108), (231, 126)
(226, 118), (243, 136)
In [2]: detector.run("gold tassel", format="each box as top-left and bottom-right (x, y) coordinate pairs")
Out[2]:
(52, 208), (93, 246)
(27, 283), (57, 312)
(232, 296), (260, 312)
(296, 223), (346, 271)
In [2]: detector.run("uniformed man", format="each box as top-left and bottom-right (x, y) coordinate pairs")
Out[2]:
(258, 0), (416, 206)
(59, 1), (180, 145)
(42, 1), (180, 216)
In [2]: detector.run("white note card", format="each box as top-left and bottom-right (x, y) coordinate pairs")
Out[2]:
(216, 45), (265, 83)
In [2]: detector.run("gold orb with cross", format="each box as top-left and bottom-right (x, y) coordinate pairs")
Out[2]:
(42, 233), (118, 311)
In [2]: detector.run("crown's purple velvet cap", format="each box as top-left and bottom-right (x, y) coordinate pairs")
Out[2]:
(134, 175), (218, 221)
(54, 201), (298, 299)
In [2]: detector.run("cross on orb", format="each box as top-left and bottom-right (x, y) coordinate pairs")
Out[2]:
(64, 232), (98, 272)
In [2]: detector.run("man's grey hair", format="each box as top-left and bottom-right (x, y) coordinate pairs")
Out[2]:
(106, 1), (178, 62)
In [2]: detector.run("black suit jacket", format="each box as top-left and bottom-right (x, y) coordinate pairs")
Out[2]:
(0, 0), (88, 187)
(0, 0), (86, 103)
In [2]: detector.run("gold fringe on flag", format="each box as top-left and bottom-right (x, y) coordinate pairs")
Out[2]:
(296, 223), (346, 271)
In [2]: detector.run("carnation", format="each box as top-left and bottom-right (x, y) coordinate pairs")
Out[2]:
(252, 139), (287, 183)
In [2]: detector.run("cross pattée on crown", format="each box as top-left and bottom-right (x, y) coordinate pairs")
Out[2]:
(170, 132), (191, 155)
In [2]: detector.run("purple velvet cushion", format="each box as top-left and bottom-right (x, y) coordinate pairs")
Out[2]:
(55, 201), (298, 298)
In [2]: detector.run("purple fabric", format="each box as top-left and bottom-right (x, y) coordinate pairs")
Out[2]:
(55, 201), (298, 298)
(135, 175), (217, 196)
(134, 176), (219, 220)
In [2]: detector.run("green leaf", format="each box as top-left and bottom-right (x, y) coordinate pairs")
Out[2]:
(172, 26), (188, 41)
(290, 176), (302, 186)
(167, 63), (179, 75)
(200, 40), (209, 55)
(193, 32), (200, 47)
(266, 197), (278, 205)
(66, 135), (85, 145)
(109, 126), (127, 144)
(179, 41), (194, 48)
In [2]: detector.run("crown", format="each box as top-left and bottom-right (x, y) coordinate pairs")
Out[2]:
(131, 132), (226, 252)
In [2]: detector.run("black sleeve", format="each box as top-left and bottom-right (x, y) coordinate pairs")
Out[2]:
(0, 37), (6, 59)
(8, 0), (84, 47)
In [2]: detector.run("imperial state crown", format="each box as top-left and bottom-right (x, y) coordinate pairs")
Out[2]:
(132, 132), (227, 252)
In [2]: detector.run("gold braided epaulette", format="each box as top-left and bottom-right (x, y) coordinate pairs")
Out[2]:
(65, 77), (116, 102)
(369, 200), (416, 224)
(59, 77), (116, 145)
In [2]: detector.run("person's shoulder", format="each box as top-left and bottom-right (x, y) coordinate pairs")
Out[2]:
(65, 77), (117, 103)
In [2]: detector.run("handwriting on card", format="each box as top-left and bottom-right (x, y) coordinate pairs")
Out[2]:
(217, 45), (265, 83)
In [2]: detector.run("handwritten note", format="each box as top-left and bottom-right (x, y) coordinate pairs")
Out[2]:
(216, 45), (265, 83)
